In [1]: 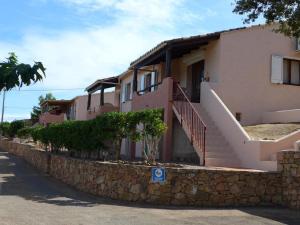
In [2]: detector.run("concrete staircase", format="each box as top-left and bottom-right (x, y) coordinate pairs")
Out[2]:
(193, 103), (242, 168)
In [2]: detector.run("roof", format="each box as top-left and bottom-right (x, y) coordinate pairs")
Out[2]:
(85, 76), (119, 93)
(130, 27), (247, 68)
(41, 100), (73, 107)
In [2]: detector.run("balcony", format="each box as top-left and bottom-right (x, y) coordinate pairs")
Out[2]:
(87, 103), (119, 120)
(132, 77), (173, 111)
(39, 112), (66, 125)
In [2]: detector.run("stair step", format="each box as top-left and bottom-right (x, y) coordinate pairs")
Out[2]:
(173, 102), (242, 168)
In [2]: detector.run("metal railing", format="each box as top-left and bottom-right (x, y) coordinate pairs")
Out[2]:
(137, 82), (162, 95)
(173, 82), (206, 165)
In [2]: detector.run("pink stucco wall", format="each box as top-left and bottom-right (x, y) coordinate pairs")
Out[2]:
(213, 25), (300, 125)
(131, 77), (174, 161)
(118, 25), (300, 167)
(262, 109), (300, 124)
(39, 112), (66, 125)
(73, 92), (117, 121)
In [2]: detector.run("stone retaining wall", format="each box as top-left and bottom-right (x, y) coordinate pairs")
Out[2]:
(1, 139), (50, 173)
(1, 138), (299, 208)
(278, 150), (300, 209)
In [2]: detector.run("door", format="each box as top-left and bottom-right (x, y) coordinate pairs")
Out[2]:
(191, 60), (205, 103)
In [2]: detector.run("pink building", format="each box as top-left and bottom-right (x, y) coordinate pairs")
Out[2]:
(113, 25), (300, 170)
(39, 91), (118, 126)
(85, 76), (120, 120)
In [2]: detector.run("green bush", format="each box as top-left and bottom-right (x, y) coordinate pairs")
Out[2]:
(9, 120), (25, 137)
(24, 109), (167, 161)
(0, 122), (11, 137)
(0, 120), (25, 138)
(17, 127), (36, 139)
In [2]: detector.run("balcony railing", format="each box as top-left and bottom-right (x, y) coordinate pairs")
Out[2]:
(173, 82), (206, 165)
(137, 82), (162, 95)
(87, 103), (119, 120)
(39, 112), (66, 125)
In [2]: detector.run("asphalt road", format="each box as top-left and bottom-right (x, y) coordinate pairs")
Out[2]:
(0, 149), (299, 225)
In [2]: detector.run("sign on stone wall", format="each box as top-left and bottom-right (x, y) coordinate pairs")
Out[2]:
(151, 167), (166, 183)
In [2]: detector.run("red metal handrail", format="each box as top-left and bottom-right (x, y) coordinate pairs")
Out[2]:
(173, 82), (206, 166)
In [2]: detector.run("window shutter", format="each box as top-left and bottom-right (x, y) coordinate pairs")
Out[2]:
(151, 72), (156, 92)
(271, 55), (283, 84)
(297, 38), (300, 51)
(140, 75), (145, 95)
(121, 84), (126, 103)
(129, 82), (132, 100)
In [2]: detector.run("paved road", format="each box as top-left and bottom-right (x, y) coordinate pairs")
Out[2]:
(0, 150), (300, 225)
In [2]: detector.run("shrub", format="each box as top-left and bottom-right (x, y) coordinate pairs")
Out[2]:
(24, 109), (167, 161)
(9, 120), (25, 137)
(17, 127), (35, 139)
(0, 122), (11, 137)
(0, 120), (25, 138)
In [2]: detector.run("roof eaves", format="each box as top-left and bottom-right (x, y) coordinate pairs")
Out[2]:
(129, 27), (248, 68)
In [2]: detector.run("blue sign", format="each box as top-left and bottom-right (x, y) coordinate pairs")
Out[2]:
(151, 167), (166, 183)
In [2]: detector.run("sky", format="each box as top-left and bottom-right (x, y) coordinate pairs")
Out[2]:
(0, 0), (263, 121)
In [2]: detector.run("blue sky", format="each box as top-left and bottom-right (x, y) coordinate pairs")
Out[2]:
(0, 0), (262, 121)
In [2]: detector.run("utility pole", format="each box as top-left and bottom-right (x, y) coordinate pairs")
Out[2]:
(1, 88), (6, 124)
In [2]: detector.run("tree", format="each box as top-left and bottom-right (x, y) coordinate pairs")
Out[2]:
(233, 0), (300, 37)
(31, 93), (56, 122)
(0, 52), (46, 91)
(139, 110), (166, 164)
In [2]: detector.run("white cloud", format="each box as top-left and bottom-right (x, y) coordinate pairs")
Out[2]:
(3, 113), (29, 122)
(0, 0), (214, 89)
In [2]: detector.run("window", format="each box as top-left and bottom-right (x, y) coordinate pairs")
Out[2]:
(283, 58), (300, 85)
(271, 55), (300, 85)
(145, 73), (152, 92)
(125, 82), (132, 101)
(140, 71), (158, 94)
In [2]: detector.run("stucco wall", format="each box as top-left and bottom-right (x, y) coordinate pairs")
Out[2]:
(214, 25), (300, 125)
(74, 92), (116, 121)
(39, 112), (66, 125)
(263, 109), (300, 124)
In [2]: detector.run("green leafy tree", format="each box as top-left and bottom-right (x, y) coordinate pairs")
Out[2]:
(233, 0), (300, 37)
(31, 93), (56, 122)
(0, 52), (46, 91)
(139, 110), (167, 164)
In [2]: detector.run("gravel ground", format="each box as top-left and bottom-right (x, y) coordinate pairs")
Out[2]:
(244, 123), (300, 140)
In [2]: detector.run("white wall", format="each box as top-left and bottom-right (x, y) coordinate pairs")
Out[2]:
(201, 82), (277, 171)
(263, 109), (300, 124)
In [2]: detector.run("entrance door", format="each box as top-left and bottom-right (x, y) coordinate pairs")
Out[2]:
(191, 60), (205, 103)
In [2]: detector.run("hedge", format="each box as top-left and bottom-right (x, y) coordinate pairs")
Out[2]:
(18, 109), (166, 161)
(0, 120), (25, 138)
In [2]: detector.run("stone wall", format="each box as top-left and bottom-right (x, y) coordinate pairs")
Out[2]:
(0, 138), (291, 207)
(48, 155), (282, 206)
(278, 150), (300, 209)
(2, 139), (50, 173)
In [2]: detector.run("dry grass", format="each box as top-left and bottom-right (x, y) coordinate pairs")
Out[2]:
(243, 123), (300, 140)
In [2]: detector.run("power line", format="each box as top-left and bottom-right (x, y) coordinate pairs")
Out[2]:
(5, 106), (34, 109)
(10, 88), (86, 92)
